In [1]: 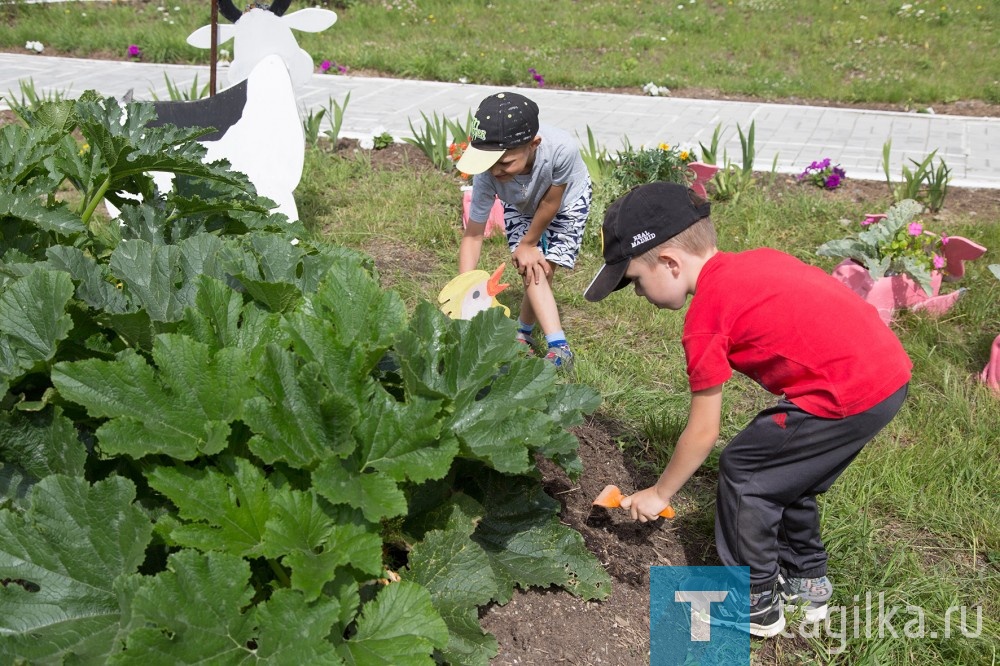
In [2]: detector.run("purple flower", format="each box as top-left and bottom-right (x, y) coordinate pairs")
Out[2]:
(337, 64), (348, 74)
(127, 44), (142, 58)
(833, 166), (847, 178)
(528, 67), (545, 87)
(320, 60), (332, 72)
(908, 222), (924, 236)
(824, 173), (841, 189)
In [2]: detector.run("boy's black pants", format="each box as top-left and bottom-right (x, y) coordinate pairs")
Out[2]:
(715, 384), (908, 592)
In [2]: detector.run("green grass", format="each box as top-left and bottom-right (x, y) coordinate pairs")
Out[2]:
(3, 0), (1000, 105)
(4, 2), (998, 661)
(298, 140), (1000, 663)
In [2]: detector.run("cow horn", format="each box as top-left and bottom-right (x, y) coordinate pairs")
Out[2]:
(218, 0), (242, 22)
(268, 0), (291, 15)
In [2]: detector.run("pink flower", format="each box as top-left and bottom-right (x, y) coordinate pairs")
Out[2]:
(861, 215), (881, 226)
(940, 234), (950, 245)
(933, 254), (945, 269)
(320, 60), (332, 72)
(908, 222), (923, 236)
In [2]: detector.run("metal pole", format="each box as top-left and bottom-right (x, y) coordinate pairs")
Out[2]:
(210, 0), (218, 96)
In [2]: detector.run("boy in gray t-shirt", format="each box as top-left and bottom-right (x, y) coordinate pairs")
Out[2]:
(457, 92), (592, 370)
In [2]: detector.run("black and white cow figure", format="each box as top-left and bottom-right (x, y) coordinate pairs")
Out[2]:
(187, 0), (338, 93)
(146, 54), (303, 221)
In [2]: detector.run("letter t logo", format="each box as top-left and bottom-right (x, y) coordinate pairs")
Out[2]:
(674, 590), (729, 641)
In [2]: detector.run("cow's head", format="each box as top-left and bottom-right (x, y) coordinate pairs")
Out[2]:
(187, 0), (337, 92)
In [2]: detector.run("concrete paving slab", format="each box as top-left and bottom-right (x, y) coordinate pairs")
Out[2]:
(2, 52), (998, 188)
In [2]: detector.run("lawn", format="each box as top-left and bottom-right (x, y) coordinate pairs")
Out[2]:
(2, 0), (999, 106)
(1, 1), (999, 664)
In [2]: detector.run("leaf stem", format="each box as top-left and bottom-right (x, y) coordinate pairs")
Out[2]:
(267, 558), (291, 587)
(81, 175), (112, 224)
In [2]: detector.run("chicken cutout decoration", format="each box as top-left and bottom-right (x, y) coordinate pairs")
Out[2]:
(438, 263), (510, 320)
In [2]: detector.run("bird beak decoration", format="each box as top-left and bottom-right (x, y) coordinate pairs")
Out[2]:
(438, 263), (511, 320)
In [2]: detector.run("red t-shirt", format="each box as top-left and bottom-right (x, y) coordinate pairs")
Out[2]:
(683, 249), (912, 418)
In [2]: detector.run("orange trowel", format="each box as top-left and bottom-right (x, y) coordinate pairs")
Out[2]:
(592, 485), (676, 519)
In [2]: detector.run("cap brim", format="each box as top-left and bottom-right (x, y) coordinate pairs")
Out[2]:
(583, 259), (631, 302)
(455, 145), (504, 175)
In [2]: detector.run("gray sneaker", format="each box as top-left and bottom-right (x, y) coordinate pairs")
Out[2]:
(544, 344), (574, 372)
(780, 574), (832, 622)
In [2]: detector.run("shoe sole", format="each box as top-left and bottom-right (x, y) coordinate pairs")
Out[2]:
(695, 608), (787, 639)
(799, 603), (829, 623)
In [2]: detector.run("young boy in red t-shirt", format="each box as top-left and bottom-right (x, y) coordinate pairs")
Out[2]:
(584, 182), (911, 638)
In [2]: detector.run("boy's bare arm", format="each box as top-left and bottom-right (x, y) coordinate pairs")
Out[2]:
(512, 183), (567, 284)
(459, 220), (486, 273)
(621, 385), (723, 522)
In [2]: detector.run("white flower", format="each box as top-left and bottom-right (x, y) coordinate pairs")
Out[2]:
(290, 238), (300, 245)
(25, 40), (44, 53)
(458, 76), (469, 84)
(642, 82), (660, 96)
(359, 136), (375, 150)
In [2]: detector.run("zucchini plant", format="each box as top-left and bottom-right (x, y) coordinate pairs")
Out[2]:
(0, 95), (607, 665)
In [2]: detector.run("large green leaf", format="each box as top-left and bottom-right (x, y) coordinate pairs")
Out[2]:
(262, 491), (383, 600)
(113, 550), (257, 665)
(337, 581), (448, 666)
(0, 475), (152, 664)
(251, 589), (344, 665)
(0, 406), (86, 484)
(244, 345), (359, 468)
(0, 123), (62, 187)
(404, 496), (500, 666)
(179, 274), (285, 355)
(46, 245), (131, 313)
(109, 239), (186, 322)
(0, 268), (75, 392)
(351, 387), (457, 484)
(73, 97), (246, 190)
(469, 469), (612, 604)
(52, 334), (253, 459)
(395, 304), (521, 401)
(0, 190), (88, 237)
(313, 457), (408, 523)
(146, 456), (274, 558)
(0, 268), (74, 362)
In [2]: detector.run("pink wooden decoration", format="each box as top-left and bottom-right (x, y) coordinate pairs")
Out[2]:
(831, 259), (965, 326)
(462, 189), (506, 238)
(980, 335), (1000, 393)
(687, 161), (719, 199)
(940, 236), (987, 281)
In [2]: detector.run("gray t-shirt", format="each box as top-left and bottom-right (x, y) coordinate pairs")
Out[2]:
(468, 124), (590, 223)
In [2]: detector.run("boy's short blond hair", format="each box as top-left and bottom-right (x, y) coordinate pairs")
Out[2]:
(636, 215), (717, 264)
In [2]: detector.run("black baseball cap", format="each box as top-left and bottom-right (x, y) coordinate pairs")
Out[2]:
(456, 91), (540, 174)
(584, 182), (711, 302)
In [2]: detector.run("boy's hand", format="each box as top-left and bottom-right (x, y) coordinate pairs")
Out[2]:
(620, 486), (672, 523)
(512, 244), (550, 284)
